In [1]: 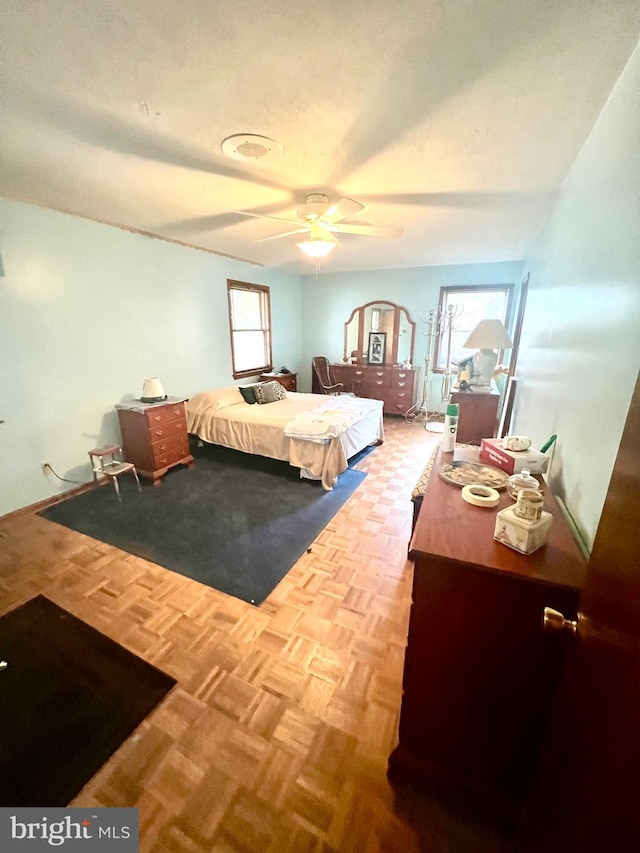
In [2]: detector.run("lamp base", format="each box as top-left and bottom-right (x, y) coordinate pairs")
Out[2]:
(470, 349), (498, 389)
(140, 395), (168, 403)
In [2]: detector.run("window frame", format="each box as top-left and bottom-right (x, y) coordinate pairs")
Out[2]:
(227, 279), (273, 379)
(433, 284), (515, 373)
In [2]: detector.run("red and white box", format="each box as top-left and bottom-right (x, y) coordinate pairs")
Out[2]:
(480, 438), (549, 475)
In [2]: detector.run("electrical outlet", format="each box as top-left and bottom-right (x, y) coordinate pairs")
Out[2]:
(41, 460), (51, 473)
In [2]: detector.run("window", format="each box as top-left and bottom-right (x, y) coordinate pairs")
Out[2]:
(227, 280), (272, 379)
(434, 284), (514, 371)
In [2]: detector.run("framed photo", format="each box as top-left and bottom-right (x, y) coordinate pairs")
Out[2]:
(368, 332), (386, 365)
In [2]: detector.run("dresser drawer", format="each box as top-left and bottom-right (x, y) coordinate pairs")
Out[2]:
(358, 384), (387, 402)
(387, 391), (413, 413)
(391, 370), (413, 387)
(368, 368), (389, 386)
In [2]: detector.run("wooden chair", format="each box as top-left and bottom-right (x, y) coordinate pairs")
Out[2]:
(312, 356), (355, 396)
(88, 444), (141, 501)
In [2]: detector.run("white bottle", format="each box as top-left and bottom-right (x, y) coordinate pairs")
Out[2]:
(442, 403), (459, 452)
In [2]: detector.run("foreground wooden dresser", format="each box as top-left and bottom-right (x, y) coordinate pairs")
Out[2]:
(316, 364), (416, 414)
(116, 397), (194, 484)
(389, 445), (586, 819)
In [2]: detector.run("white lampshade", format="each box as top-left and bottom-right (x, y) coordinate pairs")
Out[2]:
(296, 237), (337, 258)
(463, 319), (513, 350)
(462, 320), (513, 389)
(141, 377), (166, 402)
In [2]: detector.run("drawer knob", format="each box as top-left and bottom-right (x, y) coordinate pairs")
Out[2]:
(543, 607), (579, 634)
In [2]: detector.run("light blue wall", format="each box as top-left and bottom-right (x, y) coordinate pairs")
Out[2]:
(514, 41), (640, 550)
(298, 261), (523, 398)
(0, 199), (302, 516)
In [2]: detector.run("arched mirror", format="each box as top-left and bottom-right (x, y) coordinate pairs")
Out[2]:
(344, 301), (416, 366)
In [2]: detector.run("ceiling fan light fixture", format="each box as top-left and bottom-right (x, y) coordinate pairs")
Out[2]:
(296, 237), (337, 258)
(221, 134), (283, 162)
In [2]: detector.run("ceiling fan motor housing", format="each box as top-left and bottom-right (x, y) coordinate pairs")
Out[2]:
(297, 193), (330, 222)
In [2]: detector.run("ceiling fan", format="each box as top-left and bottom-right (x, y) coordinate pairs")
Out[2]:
(236, 193), (404, 258)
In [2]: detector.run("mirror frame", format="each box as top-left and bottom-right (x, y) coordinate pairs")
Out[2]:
(344, 300), (416, 366)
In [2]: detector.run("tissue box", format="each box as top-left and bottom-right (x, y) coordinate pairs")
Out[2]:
(493, 505), (553, 555)
(480, 438), (548, 474)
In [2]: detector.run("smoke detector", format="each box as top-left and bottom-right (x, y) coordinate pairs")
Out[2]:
(221, 134), (283, 162)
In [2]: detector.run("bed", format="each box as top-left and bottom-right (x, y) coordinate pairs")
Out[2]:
(185, 384), (384, 490)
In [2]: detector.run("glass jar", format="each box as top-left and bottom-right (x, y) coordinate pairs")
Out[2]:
(507, 468), (541, 501)
(514, 488), (545, 521)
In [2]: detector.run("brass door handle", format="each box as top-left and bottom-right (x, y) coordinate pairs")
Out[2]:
(543, 606), (579, 634)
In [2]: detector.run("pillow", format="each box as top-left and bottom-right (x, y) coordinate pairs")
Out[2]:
(254, 380), (286, 404)
(187, 386), (243, 414)
(239, 385), (258, 404)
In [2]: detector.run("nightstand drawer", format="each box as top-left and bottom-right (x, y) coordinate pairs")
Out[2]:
(151, 443), (191, 472)
(151, 431), (189, 462)
(145, 403), (187, 428)
(147, 416), (187, 442)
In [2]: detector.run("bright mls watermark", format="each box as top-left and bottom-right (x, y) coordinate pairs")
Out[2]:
(0, 808), (138, 850)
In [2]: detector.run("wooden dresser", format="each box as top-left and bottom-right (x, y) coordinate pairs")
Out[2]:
(116, 397), (194, 485)
(389, 445), (586, 819)
(314, 364), (416, 414)
(259, 371), (297, 392)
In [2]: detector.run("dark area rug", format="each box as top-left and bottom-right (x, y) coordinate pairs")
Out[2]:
(39, 444), (367, 605)
(0, 595), (176, 806)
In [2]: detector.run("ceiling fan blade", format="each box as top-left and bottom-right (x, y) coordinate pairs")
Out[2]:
(254, 228), (308, 243)
(322, 197), (365, 224)
(331, 222), (403, 238)
(235, 211), (300, 226)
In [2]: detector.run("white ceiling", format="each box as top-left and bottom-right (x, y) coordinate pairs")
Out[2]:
(3, 1), (640, 273)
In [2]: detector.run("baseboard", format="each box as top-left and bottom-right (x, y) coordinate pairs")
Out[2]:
(0, 480), (101, 524)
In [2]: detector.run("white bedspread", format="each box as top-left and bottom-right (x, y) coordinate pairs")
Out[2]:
(284, 395), (383, 442)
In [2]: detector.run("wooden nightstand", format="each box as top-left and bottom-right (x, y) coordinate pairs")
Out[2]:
(259, 372), (297, 392)
(115, 397), (194, 485)
(449, 387), (501, 444)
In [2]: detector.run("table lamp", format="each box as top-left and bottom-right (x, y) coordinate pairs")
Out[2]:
(141, 377), (167, 403)
(462, 319), (513, 389)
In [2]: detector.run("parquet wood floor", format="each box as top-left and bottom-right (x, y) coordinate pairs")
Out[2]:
(0, 418), (514, 852)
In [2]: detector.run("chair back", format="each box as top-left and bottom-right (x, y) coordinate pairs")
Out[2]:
(312, 357), (343, 395)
